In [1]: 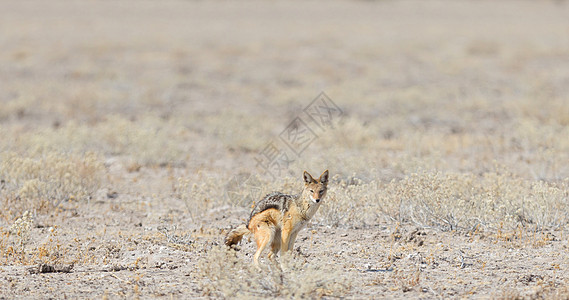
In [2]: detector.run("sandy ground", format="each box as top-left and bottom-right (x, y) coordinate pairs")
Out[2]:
(2, 0), (569, 299)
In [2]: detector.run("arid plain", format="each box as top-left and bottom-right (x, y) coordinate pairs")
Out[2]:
(2, 1), (569, 298)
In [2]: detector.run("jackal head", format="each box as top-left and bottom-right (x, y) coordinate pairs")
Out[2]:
(302, 170), (329, 204)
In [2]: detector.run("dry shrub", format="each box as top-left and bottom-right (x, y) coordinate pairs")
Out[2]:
(8, 211), (34, 257)
(95, 115), (189, 166)
(511, 97), (569, 127)
(378, 170), (569, 231)
(313, 169), (569, 232)
(175, 173), (221, 222)
(197, 245), (350, 299)
(316, 181), (384, 229)
(1, 215), (71, 266)
(0, 151), (104, 217)
(3, 115), (190, 167)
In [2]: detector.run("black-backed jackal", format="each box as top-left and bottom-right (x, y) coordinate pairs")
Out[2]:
(225, 170), (329, 267)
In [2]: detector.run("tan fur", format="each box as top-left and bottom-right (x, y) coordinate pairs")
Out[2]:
(225, 170), (329, 268)
(224, 224), (250, 247)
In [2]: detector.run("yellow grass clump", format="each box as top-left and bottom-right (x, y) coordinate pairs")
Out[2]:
(0, 151), (105, 218)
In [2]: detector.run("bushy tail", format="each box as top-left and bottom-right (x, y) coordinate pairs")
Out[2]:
(225, 224), (250, 248)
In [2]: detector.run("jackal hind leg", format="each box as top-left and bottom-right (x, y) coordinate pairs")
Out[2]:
(253, 221), (274, 269)
(268, 230), (282, 270)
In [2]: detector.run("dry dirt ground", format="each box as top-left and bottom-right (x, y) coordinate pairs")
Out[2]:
(2, 0), (569, 299)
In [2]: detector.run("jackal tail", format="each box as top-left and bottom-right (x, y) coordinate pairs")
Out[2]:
(225, 224), (250, 247)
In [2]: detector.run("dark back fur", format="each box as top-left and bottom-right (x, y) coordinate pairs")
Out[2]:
(247, 192), (297, 227)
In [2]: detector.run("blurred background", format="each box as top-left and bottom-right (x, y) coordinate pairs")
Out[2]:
(2, 1), (569, 184)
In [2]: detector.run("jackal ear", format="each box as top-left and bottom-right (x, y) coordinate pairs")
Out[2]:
(303, 171), (315, 184)
(319, 170), (329, 184)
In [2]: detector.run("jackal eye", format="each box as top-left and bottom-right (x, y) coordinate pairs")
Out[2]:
(310, 189), (314, 193)
(319, 190), (324, 195)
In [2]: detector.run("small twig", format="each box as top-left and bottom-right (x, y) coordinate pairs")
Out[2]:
(458, 250), (473, 269)
(110, 273), (130, 284)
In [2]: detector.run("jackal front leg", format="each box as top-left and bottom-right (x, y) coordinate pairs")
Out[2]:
(287, 231), (299, 253)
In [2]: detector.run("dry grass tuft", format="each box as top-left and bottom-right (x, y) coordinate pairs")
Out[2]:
(380, 170), (569, 231)
(1, 115), (191, 167)
(317, 169), (569, 232)
(8, 211), (34, 257)
(179, 166), (569, 234)
(310, 167), (569, 233)
(197, 245), (350, 299)
(0, 151), (104, 218)
(1, 212), (71, 266)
